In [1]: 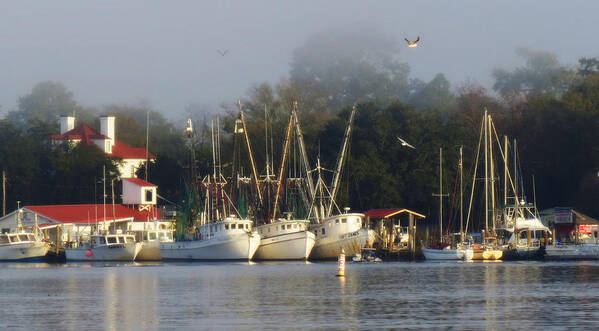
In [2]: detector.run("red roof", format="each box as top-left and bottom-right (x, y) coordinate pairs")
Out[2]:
(50, 123), (156, 160)
(26, 204), (161, 224)
(363, 208), (426, 219)
(51, 124), (109, 144)
(112, 140), (155, 159)
(123, 178), (157, 187)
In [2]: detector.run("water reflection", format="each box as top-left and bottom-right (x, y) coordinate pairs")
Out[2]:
(2, 261), (599, 328)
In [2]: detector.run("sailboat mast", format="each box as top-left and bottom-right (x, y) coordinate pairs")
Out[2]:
(459, 146), (464, 242)
(327, 105), (357, 217)
(504, 135), (508, 207)
(484, 110), (489, 234)
(293, 108), (316, 209)
(489, 115), (496, 233)
(440, 148), (443, 241)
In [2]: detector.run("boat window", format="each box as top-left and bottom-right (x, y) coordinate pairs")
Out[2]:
(107, 237), (117, 244)
(0, 236), (8, 244)
(341, 219), (347, 224)
(335, 219), (339, 224)
(245, 224), (248, 230)
(293, 224), (298, 229)
(149, 232), (157, 240)
(519, 232), (527, 239)
(225, 224), (229, 230)
(100, 237), (106, 245)
(19, 235), (28, 241)
(281, 225), (285, 230)
(322, 228), (325, 235)
(28, 234), (35, 241)
(594, 231), (598, 239)
(159, 232), (166, 240)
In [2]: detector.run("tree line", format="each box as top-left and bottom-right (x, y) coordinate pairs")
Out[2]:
(0, 28), (597, 231)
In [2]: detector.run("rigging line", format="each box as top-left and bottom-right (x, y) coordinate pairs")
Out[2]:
(465, 112), (485, 235)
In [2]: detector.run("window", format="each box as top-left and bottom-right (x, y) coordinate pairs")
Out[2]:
(293, 224), (298, 229)
(28, 234), (35, 241)
(231, 224), (237, 229)
(322, 228), (325, 235)
(0, 236), (8, 244)
(282, 225), (286, 230)
(245, 224), (248, 230)
(19, 235), (28, 241)
(145, 189), (153, 203)
(335, 219), (339, 224)
(107, 237), (117, 244)
(118, 236), (126, 243)
(225, 224), (229, 230)
(341, 219), (347, 224)
(99, 237), (106, 245)
(149, 233), (157, 240)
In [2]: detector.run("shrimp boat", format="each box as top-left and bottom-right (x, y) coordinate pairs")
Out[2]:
(0, 231), (49, 261)
(65, 233), (141, 261)
(160, 217), (260, 260)
(136, 228), (175, 261)
(310, 211), (375, 259)
(254, 218), (315, 260)
(0, 208), (49, 261)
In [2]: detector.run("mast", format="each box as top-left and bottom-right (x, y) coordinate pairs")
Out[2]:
(293, 108), (316, 206)
(327, 105), (357, 217)
(271, 103), (295, 221)
(459, 146), (464, 242)
(484, 110), (489, 235)
(145, 110), (149, 181)
(239, 101), (263, 205)
(504, 135), (508, 207)
(433, 148), (449, 242)
(2, 170), (5, 217)
(103, 165), (106, 233)
(489, 115), (496, 233)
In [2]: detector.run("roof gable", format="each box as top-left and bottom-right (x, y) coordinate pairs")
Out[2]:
(25, 204), (161, 224)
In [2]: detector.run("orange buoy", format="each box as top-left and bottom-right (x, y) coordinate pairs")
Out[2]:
(336, 249), (346, 277)
(85, 249), (93, 257)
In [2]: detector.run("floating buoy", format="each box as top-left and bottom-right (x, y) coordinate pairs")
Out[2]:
(85, 249), (93, 257)
(336, 249), (346, 277)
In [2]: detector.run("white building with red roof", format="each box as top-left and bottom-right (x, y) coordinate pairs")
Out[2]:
(51, 115), (155, 178)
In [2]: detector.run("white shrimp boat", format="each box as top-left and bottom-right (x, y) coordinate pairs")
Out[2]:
(0, 232), (49, 261)
(254, 219), (315, 260)
(545, 244), (599, 260)
(66, 233), (141, 261)
(161, 217), (260, 260)
(310, 213), (375, 259)
(136, 229), (174, 261)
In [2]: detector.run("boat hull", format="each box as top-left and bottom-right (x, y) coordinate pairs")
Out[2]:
(254, 231), (315, 260)
(66, 243), (140, 261)
(545, 245), (599, 260)
(471, 248), (503, 260)
(0, 242), (49, 261)
(422, 247), (472, 260)
(135, 240), (162, 261)
(310, 228), (374, 260)
(160, 232), (260, 260)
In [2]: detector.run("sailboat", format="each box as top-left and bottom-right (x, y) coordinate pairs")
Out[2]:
(252, 103), (316, 260)
(160, 116), (261, 261)
(498, 138), (551, 260)
(464, 110), (503, 260)
(423, 148), (473, 260)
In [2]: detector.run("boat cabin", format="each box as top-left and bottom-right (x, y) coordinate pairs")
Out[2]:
(258, 219), (310, 239)
(0, 233), (37, 245)
(199, 217), (254, 240)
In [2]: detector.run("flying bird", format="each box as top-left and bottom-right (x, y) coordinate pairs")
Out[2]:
(404, 36), (420, 48)
(397, 136), (416, 149)
(217, 49), (229, 56)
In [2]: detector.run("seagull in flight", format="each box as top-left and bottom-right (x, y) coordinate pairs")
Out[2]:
(404, 36), (420, 48)
(217, 49), (229, 56)
(397, 136), (416, 149)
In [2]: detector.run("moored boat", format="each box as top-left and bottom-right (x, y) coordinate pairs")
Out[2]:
(254, 219), (315, 260)
(136, 229), (174, 261)
(160, 217), (260, 260)
(0, 232), (49, 261)
(66, 233), (141, 261)
(310, 213), (375, 259)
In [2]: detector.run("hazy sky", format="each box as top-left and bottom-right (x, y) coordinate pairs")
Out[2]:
(1, 1), (598, 119)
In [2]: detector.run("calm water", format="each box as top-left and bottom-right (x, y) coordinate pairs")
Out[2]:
(1, 260), (599, 330)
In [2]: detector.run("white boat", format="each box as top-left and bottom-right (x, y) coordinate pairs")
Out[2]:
(254, 219), (315, 260)
(422, 246), (473, 260)
(66, 233), (141, 261)
(160, 217), (261, 260)
(136, 229), (174, 261)
(310, 213), (375, 259)
(0, 232), (49, 261)
(545, 244), (599, 260)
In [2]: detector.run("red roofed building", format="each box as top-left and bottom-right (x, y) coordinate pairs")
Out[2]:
(51, 115), (156, 178)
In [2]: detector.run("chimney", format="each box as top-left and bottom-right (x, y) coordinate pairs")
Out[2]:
(60, 116), (75, 134)
(100, 116), (116, 147)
